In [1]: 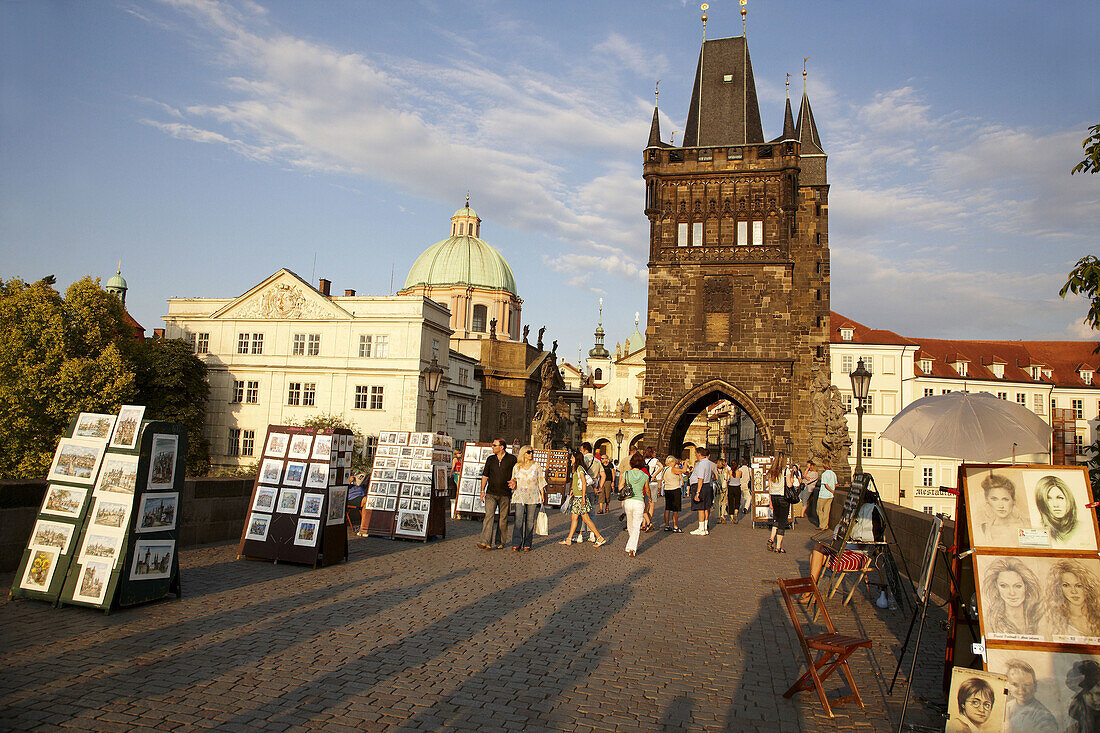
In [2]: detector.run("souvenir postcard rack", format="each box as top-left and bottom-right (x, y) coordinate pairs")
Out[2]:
(454, 442), (493, 518)
(947, 464), (1100, 731)
(361, 431), (451, 541)
(237, 426), (353, 566)
(751, 456), (773, 528)
(531, 449), (569, 508)
(12, 406), (187, 613)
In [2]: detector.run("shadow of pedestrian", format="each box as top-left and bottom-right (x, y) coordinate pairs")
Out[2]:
(658, 693), (695, 730)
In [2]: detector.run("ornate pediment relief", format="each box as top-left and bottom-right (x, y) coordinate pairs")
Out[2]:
(214, 271), (351, 320)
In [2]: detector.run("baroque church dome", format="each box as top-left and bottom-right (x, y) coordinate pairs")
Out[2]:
(404, 204), (517, 296)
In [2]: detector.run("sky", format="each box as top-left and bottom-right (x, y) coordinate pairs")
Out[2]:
(2, 0), (1098, 367)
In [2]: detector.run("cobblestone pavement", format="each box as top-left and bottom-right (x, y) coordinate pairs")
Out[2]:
(0, 509), (949, 731)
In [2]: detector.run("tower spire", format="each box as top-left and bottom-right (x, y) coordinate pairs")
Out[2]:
(588, 297), (610, 359)
(740, 0), (747, 36)
(796, 60), (825, 155)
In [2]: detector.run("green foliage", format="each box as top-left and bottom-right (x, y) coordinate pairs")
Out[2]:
(126, 337), (211, 475)
(1071, 123), (1100, 175)
(0, 276), (211, 479)
(1085, 437), (1100, 494)
(289, 413), (372, 472)
(0, 277), (134, 477)
(1060, 255), (1100, 350)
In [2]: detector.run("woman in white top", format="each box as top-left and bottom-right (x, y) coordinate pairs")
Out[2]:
(662, 455), (685, 532)
(511, 446), (546, 552)
(766, 450), (795, 553)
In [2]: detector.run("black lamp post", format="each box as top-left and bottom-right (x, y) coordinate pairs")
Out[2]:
(615, 428), (624, 467)
(850, 357), (873, 475)
(422, 356), (444, 432)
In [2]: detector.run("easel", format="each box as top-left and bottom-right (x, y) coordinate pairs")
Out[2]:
(890, 516), (957, 733)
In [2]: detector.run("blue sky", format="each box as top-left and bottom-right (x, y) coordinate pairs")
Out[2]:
(2, 0), (1098, 366)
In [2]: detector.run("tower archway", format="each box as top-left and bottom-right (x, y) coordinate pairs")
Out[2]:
(656, 379), (772, 463)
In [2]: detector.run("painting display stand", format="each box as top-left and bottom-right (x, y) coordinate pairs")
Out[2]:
(361, 431), (452, 541)
(750, 456), (773, 528)
(531, 449), (569, 508)
(11, 406), (187, 613)
(237, 426), (353, 566)
(454, 442), (493, 518)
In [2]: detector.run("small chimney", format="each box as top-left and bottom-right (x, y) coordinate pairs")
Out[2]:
(344, 289), (356, 296)
(318, 278), (331, 296)
(153, 328), (165, 338)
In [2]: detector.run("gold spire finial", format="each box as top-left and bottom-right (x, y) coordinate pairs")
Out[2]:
(803, 57), (810, 91)
(700, 4), (708, 41)
(598, 297), (604, 327)
(465, 190), (470, 208)
(635, 311), (640, 328)
(786, 73), (791, 98)
(116, 259), (122, 275)
(740, 0), (747, 35)
(670, 130), (677, 146)
(654, 80), (660, 106)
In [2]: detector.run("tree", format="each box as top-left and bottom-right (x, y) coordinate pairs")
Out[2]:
(290, 413), (372, 473)
(126, 337), (211, 475)
(1071, 123), (1100, 175)
(1059, 255), (1100, 350)
(0, 277), (134, 478)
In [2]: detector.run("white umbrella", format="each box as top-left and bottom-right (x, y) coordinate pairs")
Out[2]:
(880, 391), (1050, 462)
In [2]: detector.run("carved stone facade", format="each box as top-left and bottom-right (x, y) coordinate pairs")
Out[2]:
(641, 34), (831, 465)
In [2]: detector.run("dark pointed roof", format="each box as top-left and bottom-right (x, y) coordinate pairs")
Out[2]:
(647, 106), (664, 148)
(770, 96), (796, 143)
(795, 91), (824, 155)
(683, 37), (764, 147)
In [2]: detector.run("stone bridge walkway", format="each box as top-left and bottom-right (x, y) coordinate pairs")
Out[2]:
(0, 510), (949, 731)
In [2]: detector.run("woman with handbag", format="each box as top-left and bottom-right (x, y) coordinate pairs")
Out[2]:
(560, 450), (607, 547)
(766, 450), (795, 553)
(618, 452), (650, 556)
(511, 446), (546, 552)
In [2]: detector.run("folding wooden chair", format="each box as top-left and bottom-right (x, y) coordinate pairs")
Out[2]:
(777, 576), (873, 717)
(825, 547), (876, 606)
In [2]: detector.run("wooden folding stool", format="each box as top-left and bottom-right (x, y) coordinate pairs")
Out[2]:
(777, 576), (873, 718)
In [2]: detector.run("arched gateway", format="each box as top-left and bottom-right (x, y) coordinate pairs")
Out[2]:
(659, 380), (770, 462)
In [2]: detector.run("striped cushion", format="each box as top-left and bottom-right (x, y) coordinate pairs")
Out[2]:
(829, 550), (868, 572)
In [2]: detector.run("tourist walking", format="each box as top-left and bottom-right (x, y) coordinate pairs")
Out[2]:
(477, 438), (516, 550)
(737, 459), (753, 519)
(713, 458), (730, 525)
(817, 458), (837, 529)
(766, 450), (794, 553)
(618, 453), (649, 556)
(643, 447), (662, 531)
(560, 450), (607, 547)
(662, 455), (685, 532)
(689, 447), (716, 535)
(580, 442), (605, 515)
(511, 446), (546, 552)
(728, 459), (742, 523)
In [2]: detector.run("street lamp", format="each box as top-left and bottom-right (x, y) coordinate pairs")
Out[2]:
(615, 428), (624, 468)
(850, 357), (873, 475)
(422, 356), (444, 432)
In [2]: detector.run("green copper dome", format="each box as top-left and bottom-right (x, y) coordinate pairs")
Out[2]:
(106, 271), (127, 291)
(404, 234), (517, 296)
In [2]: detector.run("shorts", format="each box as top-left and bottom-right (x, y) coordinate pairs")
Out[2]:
(691, 482), (714, 511)
(664, 489), (682, 512)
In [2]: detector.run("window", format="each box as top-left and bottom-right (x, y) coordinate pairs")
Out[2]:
(693, 221), (703, 246)
(923, 506), (934, 515)
(736, 221), (748, 246)
(594, 368), (603, 381)
(922, 467), (933, 487)
(363, 435), (377, 465)
(354, 386), (369, 410)
(678, 222), (688, 247)
(1051, 398), (1057, 415)
(860, 356), (874, 374)
(1016, 393), (1027, 405)
(374, 335), (388, 358)
(1031, 366), (1043, 380)
(227, 428), (241, 456)
(370, 386), (384, 410)
(842, 393), (853, 413)
(1034, 394), (1045, 415)
(1082, 370), (1093, 385)
(232, 379), (244, 403)
(943, 389), (952, 394)
(432, 339), (440, 360)
(237, 333), (250, 354)
(194, 333), (209, 354)
(307, 334), (319, 356)
(841, 355), (854, 374)
(1076, 434), (1085, 454)
(862, 438), (872, 458)
(865, 394), (874, 414)
(245, 381), (258, 404)
(956, 361), (967, 377)
(359, 335), (371, 357)
(924, 388), (934, 398)
(840, 328), (853, 341)
(353, 385), (384, 411)
(302, 383), (316, 407)
(293, 334), (320, 356)
(1073, 399), (1084, 419)
(287, 382), (302, 406)
(458, 367), (469, 386)
(456, 402), (468, 424)
(919, 359), (932, 373)
(241, 429), (255, 457)
(997, 392), (1008, 400)
(251, 333), (263, 355)
(472, 305), (487, 332)
(752, 220), (763, 246)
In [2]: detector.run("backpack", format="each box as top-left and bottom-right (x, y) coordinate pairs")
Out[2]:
(849, 503), (884, 543)
(583, 455), (600, 488)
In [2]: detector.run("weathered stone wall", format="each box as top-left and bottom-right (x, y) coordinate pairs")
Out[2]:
(0, 477), (254, 572)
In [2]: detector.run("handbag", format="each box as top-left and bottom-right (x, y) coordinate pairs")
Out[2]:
(534, 510), (548, 536)
(784, 482), (801, 504)
(559, 494), (573, 514)
(618, 484), (635, 501)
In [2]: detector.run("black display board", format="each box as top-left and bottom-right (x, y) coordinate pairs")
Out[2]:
(237, 425), (351, 566)
(11, 408), (187, 613)
(363, 431), (452, 540)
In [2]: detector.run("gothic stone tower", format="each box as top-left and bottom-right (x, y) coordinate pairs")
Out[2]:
(642, 34), (837, 468)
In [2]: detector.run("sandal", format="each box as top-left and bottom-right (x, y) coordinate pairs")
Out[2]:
(558, 539), (572, 546)
(774, 547), (787, 553)
(594, 537), (609, 547)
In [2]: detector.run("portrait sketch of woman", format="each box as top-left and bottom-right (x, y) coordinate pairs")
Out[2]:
(980, 557), (1045, 640)
(974, 472), (1030, 548)
(1044, 559), (1100, 643)
(1022, 469), (1097, 552)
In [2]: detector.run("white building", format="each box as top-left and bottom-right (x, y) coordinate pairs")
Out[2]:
(163, 268), (481, 469)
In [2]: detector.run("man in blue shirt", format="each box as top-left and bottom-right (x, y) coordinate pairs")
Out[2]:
(689, 447), (716, 536)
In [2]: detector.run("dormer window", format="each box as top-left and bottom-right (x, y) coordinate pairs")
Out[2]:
(990, 363), (1004, 378)
(1031, 366), (1043, 380)
(1043, 368), (1052, 379)
(955, 361), (968, 377)
(1081, 370), (1094, 386)
(840, 328), (854, 341)
(918, 359), (932, 373)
